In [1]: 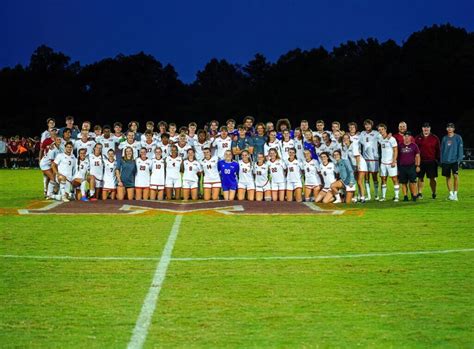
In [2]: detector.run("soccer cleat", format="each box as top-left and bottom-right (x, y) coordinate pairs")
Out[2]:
(403, 196), (409, 202)
(379, 197), (386, 202)
(432, 193), (437, 199)
(417, 193), (423, 200)
(412, 196), (417, 202)
(393, 197), (399, 202)
(453, 193), (458, 201)
(333, 198), (342, 203)
(352, 197), (358, 203)
(448, 193), (455, 201)
(89, 197), (98, 202)
(62, 195), (70, 202)
(374, 196), (379, 201)
(80, 196), (89, 202)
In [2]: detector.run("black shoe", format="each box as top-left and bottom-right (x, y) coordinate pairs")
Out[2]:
(432, 193), (437, 199)
(403, 196), (409, 202)
(417, 193), (423, 199)
(412, 195), (417, 202)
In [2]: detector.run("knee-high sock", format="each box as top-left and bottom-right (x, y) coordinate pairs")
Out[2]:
(394, 184), (400, 199)
(80, 181), (88, 197)
(365, 181), (371, 199)
(59, 181), (66, 197)
(47, 181), (56, 196)
(65, 182), (72, 196)
(382, 184), (387, 199)
(374, 181), (379, 197)
(43, 176), (48, 193)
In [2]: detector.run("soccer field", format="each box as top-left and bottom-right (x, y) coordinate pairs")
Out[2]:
(1, 169), (473, 348)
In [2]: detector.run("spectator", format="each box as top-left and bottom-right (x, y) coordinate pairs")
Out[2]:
(398, 132), (421, 201)
(441, 123), (464, 201)
(0, 136), (7, 168)
(415, 122), (441, 199)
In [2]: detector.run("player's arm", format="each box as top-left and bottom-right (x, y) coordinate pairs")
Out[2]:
(392, 145), (398, 167)
(415, 153), (421, 172)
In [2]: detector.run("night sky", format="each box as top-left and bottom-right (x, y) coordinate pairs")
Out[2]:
(2, 0), (473, 82)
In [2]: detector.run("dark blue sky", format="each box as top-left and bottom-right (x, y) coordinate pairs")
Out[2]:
(2, 0), (473, 82)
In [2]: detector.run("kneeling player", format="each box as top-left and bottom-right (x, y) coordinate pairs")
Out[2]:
(72, 148), (90, 201)
(238, 150), (255, 201)
(302, 149), (322, 202)
(285, 148), (303, 202)
(253, 153), (271, 201)
(51, 141), (76, 202)
(314, 152), (337, 204)
(102, 149), (117, 200)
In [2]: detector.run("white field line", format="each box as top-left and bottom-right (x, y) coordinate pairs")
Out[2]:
(1, 248), (473, 263)
(18, 201), (63, 215)
(302, 201), (345, 215)
(127, 214), (183, 349)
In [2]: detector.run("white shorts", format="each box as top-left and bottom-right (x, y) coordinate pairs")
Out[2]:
(271, 181), (286, 191)
(238, 181), (255, 190)
(354, 157), (368, 172)
(203, 181), (221, 189)
(344, 183), (356, 192)
(182, 180), (199, 189)
(165, 177), (182, 188)
(286, 180), (303, 191)
(39, 159), (52, 171)
(365, 159), (379, 172)
(103, 177), (116, 190)
(150, 184), (165, 190)
(380, 163), (398, 177)
(135, 176), (149, 189)
(255, 182), (271, 193)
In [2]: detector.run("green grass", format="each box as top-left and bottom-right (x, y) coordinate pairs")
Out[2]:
(0, 169), (473, 347)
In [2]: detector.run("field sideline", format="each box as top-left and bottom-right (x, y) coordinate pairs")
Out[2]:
(0, 169), (473, 348)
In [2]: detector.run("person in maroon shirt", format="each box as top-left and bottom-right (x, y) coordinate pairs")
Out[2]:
(415, 122), (441, 199)
(398, 132), (421, 201)
(393, 121), (415, 146)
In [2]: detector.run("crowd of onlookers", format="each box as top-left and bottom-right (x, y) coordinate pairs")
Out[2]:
(0, 136), (41, 169)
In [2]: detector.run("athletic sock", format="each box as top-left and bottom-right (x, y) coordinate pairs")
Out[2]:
(89, 189), (95, 198)
(43, 176), (48, 193)
(374, 181), (379, 197)
(365, 181), (371, 199)
(47, 181), (56, 196)
(80, 181), (88, 197)
(59, 181), (66, 197)
(394, 185), (400, 199)
(381, 184), (387, 199)
(335, 194), (341, 201)
(65, 182), (72, 197)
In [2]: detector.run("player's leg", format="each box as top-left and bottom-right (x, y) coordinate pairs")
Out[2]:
(88, 175), (96, 199)
(322, 189), (334, 204)
(286, 182), (294, 202)
(255, 187), (263, 201)
(190, 186), (199, 200)
(294, 186), (302, 202)
(150, 186), (157, 200)
(143, 188), (150, 200)
(312, 185), (322, 201)
(228, 189), (236, 201)
(237, 187), (246, 201)
(212, 185), (221, 200)
(314, 189), (326, 203)
(157, 188), (164, 200)
(330, 180), (343, 203)
(126, 187), (135, 200)
(357, 171), (366, 202)
(135, 188), (143, 200)
(247, 188), (255, 201)
(364, 171), (371, 200)
(345, 184), (354, 204)
(372, 170), (379, 200)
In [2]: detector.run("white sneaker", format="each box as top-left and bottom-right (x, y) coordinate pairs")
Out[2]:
(379, 197), (386, 202)
(393, 197), (399, 202)
(453, 193), (458, 201)
(374, 196), (380, 201)
(448, 193), (455, 201)
(62, 195), (70, 202)
(352, 197), (358, 203)
(333, 198), (342, 203)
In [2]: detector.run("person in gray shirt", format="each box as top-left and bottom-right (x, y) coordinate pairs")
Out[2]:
(440, 122), (464, 201)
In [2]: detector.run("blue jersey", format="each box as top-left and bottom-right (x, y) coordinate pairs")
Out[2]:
(218, 160), (240, 190)
(276, 130), (294, 140)
(304, 141), (318, 161)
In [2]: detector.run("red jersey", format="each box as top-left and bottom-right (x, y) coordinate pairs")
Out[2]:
(394, 132), (415, 146)
(415, 133), (440, 162)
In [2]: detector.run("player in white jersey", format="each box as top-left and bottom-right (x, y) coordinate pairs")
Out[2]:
(268, 148), (287, 201)
(141, 130), (157, 160)
(71, 148), (89, 201)
(100, 149), (116, 199)
(119, 132), (141, 158)
(75, 130), (96, 155)
(200, 148), (221, 200)
(253, 153), (271, 201)
(314, 152), (338, 204)
(285, 148), (303, 202)
(237, 150), (255, 201)
(165, 145), (183, 200)
(342, 133), (367, 202)
(212, 126), (232, 160)
(302, 149), (322, 202)
(51, 141), (76, 202)
(135, 148), (152, 200)
(264, 130), (283, 159)
(150, 147), (166, 200)
(87, 144), (105, 201)
(359, 119), (382, 200)
(320, 132), (341, 161)
(40, 136), (62, 198)
(194, 130), (213, 161)
(176, 133), (192, 159)
(347, 122), (360, 143)
(377, 124), (400, 202)
(293, 128), (305, 164)
(182, 148), (202, 200)
(157, 133), (171, 158)
(96, 125), (117, 156)
(281, 130), (295, 162)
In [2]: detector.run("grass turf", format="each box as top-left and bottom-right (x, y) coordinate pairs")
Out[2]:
(0, 169), (473, 347)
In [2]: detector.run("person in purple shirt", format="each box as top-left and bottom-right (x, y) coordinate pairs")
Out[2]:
(218, 150), (240, 200)
(398, 132), (421, 201)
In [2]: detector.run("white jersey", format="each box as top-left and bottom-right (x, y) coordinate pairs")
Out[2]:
(103, 159), (117, 189)
(40, 130), (51, 143)
(140, 133), (160, 143)
(150, 158), (166, 186)
(165, 156), (182, 180)
(169, 134), (179, 143)
(119, 141), (141, 158)
(286, 159), (303, 183)
(200, 156), (220, 183)
(343, 141), (362, 166)
(320, 162), (337, 188)
(238, 160), (254, 184)
(253, 162), (269, 187)
(379, 136), (398, 165)
(176, 143), (192, 159)
(40, 147), (61, 170)
(319, 141), (341, 160)
(182, 159), (202, 182)
(141, 140), (157, 160)
(135, 157), (152, 187)
(75, 139), (96, 155)
(157, 143), (171, 159)
(88, 153), (104, 181)
(303, 159), (321, 186)
(281, 140), (295, 161)
(293, 138), (305, 163)
(96, 136), (117, 156)
(194, 140), (213, 161)
(360, 130), (381, 160)
(264, 140), (282, 159)
(74, 158), (90, 180)
(349, 132), (360, 143)
(54, 153), (76, 179)
(212, 137), (232, 160)
(187, 134), (198, 146)
(268, 158), (287, 183)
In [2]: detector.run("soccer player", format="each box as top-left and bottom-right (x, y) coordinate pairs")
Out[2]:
(285, 148), (303, 202)
(253, 153), (271, 201)
(88, 143), (105, 201)
(213, 126), (232, 160)
(293, 128), (305, 163)
(320, 132), (341, 161)
(398, 132), (421, 201)
(314, 152), (337, 204)
(102, 149), (118, 200)
(440, 123), (464, 201)
(165, 145), (183, 200)
(268, 148), (287, 201)
(201, 147), (221, 200)
(96, 125), (117, 156)
(377, 124), (400, 202)
(252, 123), (267, 159)
(116, 147), (137, 200)
(75, 130), (96, 156)
(243, 116), (256, 137)
(51, 141), (76, 202)
(141, 130), (157, 159)
(237, 150), (255, 201)
(302, 149), (322, 202)
(342, 133), (367, 202)
(331, 150), (356, 204)
(347, 122), (360, 142)
(276, 118), (293, 140)
(168, 123), (179, 143)
(281, 129), (295, 162)
(134, 148), (152, 200)
(264, 130), (282, 159)
(40, 117), (56, 144)
(218, 150), (239, 200)
(119, 131), (141, 158)
(72, 148), (89, 201)
(415, 122), (441, 199)
(182, 148), (202, 200)
(150, 147), (166, 200)
(360, 119), (381, 200)
(40, 136), (62, 198)
(127, 121), (142, 141)
(194, 129), (212, 161)
(176, 133), (192, 159)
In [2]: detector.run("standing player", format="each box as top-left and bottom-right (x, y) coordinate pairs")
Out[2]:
(150, 147), (166, 200)
(88, 143), (105, 201)
(347, 122), (360, 142)
(253, 153), (271, 201)
(268, 148), (287, 201)
(264, 130), (282, 159)
(96, 125), (117, 156)
(251, 123), (267, 160)
(194, 130), (212, 161)
(302, 149), (322, 202)
(135, 148), (152, 200)
(237, 150), (255, 201)
(75, 130), (95, 156)
(165, 145), (183, 200)
(293, 128), (305, 163)
(415, 122), (440, 199)
(51, 141), (76, 202)
(440, 123), (464, 201)
(119, 132), (141, 158)
(176, 133), (192, 159)
(182, 148), (202, 200)
(377, 124), (400, 202)
(285, 148), (303, 202)
(218, 150), (239, 200)
(201, 148), (221, 200)
(314, 152), (337, 204)
(360, 119), (381, 200)
(281, 130), (295, 162)
(102, 149), (117, 200)
(232, 125), (254, 160)
(342, 133), (367, 202)
(212, 126), (232, 160)
(141, 130), (157, 159)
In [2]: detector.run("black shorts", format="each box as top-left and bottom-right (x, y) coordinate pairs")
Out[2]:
(399, 165), (417, 184)
(441, 162), (459, 177)
(417, 161), (438, 179)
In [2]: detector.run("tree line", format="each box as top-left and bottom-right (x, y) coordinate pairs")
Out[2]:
(1, 24), (473, 144)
